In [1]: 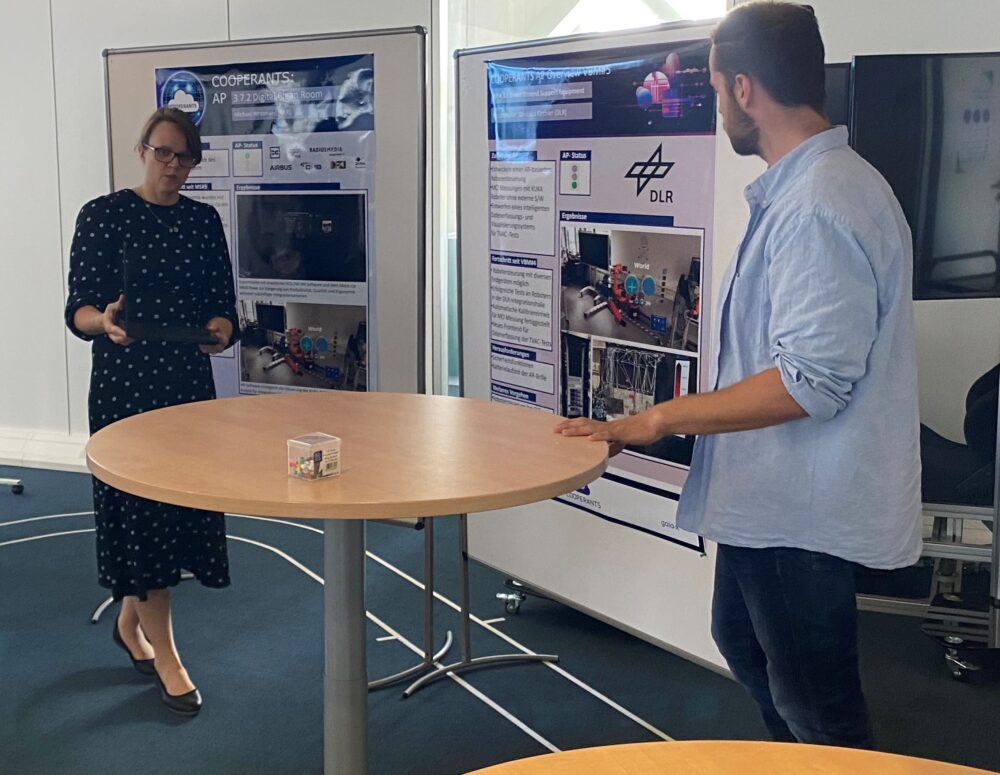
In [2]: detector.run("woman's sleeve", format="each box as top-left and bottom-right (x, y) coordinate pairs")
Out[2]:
(65, 198), (122, 341)
(200, 207), (241, 348)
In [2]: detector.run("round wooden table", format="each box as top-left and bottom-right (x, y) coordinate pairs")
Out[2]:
(465, 741), (996, 774)
(86, 392), (607, 775)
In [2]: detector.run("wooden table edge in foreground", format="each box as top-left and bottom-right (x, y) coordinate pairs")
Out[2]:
(85, 393), (608, 775)
(464, 740), (997, 774)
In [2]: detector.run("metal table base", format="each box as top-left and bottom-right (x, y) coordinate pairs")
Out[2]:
(403, 514), (557, 698)
(368, 518), (453, 690)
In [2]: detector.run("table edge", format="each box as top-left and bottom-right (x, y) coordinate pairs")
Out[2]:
(86, 453), (608, 519)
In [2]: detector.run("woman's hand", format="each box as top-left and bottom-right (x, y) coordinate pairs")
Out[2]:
(102, 295), (134, 346)
(200, 317), (233, 355)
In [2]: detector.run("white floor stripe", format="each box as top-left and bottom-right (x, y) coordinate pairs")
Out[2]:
(1, 524), (557, 753)
(481, 618), (506, 626)
(364, 608), (559, 754)
(228, 514), (323, 534)
(365, 541), (675, 742)
(3, 511), (672, 743)
(227, 535), (324, 583)
(233, 513), (672, 741)
(0, 528), (94, 547)
(0, 511), (93, 528)
(227, 533), (558, 753)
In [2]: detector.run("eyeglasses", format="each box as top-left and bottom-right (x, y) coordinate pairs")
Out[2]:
(142, 143), (199, 169)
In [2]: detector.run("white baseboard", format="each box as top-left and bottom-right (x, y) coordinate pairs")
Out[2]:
(0, 428), (89, 473)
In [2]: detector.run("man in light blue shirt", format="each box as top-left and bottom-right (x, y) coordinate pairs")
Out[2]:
(556, 2), (921, 748)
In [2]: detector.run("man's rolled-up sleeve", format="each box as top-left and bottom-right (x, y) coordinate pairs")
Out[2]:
(767, 208), (878, 422)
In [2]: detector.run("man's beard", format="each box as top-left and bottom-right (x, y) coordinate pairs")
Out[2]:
(726, 100), (760, 157)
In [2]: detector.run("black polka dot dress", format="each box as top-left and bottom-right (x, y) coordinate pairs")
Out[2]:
(65, 189), (240, 601)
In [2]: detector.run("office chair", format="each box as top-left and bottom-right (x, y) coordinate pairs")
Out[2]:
(921, 363), (998, 510)
(918, 364), (998, 678)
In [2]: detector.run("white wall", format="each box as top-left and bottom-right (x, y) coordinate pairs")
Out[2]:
(715, 0), (1000, 442)
(51, 0), (231, 447)
(0, 3), (72, 461)
(0, 0), (432, 471)
(706, 0), (1000, 666)
(229, 0), (430, 39)
(812, 0), (1000, 442)
(470, 1), (1000, 675)
(718, 1), (1000, 385)
(1, 0), (997, 462)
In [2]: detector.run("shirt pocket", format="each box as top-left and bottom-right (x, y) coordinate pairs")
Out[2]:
(727, 266), (770, 350)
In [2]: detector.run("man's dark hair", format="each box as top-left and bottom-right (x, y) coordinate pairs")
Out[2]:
(711, 2), (826, 115)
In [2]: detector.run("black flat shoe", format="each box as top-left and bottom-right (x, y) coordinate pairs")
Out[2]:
(153, 668), (202, 716)
(113, 616), (156, 676)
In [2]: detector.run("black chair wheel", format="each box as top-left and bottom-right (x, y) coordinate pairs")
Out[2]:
(12, 484), (24, 495)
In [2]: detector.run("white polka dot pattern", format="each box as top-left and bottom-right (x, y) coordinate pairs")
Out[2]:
(65, 189), (237, 600)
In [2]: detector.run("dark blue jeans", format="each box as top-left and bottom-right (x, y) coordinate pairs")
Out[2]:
(712, 543), (875, 748)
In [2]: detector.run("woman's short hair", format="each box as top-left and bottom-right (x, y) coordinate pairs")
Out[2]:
(137, 107), (203, 165)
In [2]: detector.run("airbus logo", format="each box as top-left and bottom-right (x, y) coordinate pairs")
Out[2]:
(625, 144), (675, 199)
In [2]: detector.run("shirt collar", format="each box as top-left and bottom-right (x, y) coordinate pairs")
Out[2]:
(744, 125), (849, 209)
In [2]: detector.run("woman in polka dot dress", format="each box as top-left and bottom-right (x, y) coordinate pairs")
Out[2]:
(65, 108), (238, 716)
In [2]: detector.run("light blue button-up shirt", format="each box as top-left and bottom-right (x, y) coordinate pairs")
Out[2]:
(676, 126), (923, 569)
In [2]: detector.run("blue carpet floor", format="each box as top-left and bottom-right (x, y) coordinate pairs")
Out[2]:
(1, 464), (998, 774)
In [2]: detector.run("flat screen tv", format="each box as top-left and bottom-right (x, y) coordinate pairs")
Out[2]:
(824, 62), (852, 130)
(256, 303), (287, 333)
(578, 231), (610, 270)
(851, 52), (1000, 299)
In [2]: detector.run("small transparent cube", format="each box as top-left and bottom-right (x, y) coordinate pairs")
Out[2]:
(288, 432), (341, 480)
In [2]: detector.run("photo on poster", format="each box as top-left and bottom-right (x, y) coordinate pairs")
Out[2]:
(561, 332), (591, 418)
(156, 54), (374, 138)
(488, 40), (713, 142)
(560, 224), (702, 353)
(238, 299), (367, 392)
(236, 191), (367, 282)
(589, 338), (697, 468)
